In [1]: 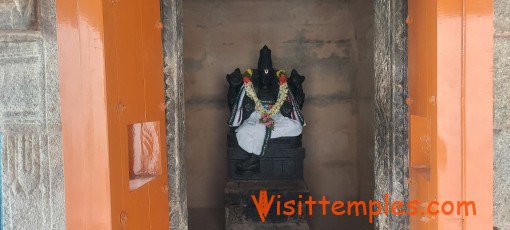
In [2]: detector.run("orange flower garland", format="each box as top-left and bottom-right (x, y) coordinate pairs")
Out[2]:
(242, 69), (289, 128)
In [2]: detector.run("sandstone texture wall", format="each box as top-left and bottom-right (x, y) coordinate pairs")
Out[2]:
(494, 0), (510, 229)
(183, 0), (374, 229)
(0, 0), (64, 229)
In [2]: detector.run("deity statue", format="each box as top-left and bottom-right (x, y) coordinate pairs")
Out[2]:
(226, 45), (305, 175)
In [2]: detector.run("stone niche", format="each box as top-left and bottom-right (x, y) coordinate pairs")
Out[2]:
(128, 121), (163, 190)
(183, 0), (376, 229)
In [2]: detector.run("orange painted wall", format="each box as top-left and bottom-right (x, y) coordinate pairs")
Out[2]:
(57, 0), (169, 229)
(408, 0), (493, 229)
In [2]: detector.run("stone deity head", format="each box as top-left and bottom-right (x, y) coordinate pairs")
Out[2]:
(257, 45), (277, 87)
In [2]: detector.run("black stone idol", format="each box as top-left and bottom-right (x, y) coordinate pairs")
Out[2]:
(224, 46), (310, 229)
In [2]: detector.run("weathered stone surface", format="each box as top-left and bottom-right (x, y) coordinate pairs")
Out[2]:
(494, 37), (510, 130)
(374, 0), (409, 229)
(494, 129), (510, 230)
(494, 0), (510, 228)
(0, 0), (37, 30)
(161, 0), (189, 229)
(495, 0), (510, 36)
(0, 33), (44, 124)
(40, 0), (60, 134)
(2, 133), (48, 229)
(0, 0), (64, 229)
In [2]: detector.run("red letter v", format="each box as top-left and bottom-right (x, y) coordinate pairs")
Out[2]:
(251, 189), (275, 222)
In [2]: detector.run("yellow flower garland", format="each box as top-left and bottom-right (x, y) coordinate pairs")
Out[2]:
(243, 69), (289, 118)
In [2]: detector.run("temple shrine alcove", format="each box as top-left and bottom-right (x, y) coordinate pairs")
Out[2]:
(183, 0), (375, 229)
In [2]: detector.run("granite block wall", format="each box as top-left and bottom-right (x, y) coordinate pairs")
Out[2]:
(0, 0), (64, 229)
(494, 0), (510, 229)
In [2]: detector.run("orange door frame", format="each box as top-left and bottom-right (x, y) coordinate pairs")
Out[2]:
(56, 0), (170, 229)
(56, 0), (494, 229)
(408, 0), (493, 229)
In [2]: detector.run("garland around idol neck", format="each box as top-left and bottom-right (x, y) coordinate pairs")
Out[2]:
(242, 69), (289, 130)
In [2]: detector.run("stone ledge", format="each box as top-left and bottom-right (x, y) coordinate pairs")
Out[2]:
(0, 30), (42, 42)
(227, 149), (305, 180)
(225, 180), (309, 194)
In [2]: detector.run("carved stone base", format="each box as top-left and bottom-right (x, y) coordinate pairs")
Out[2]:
(227, 129), (305, 180)
(224, 180), (310, 230)
(228, 147), (305, 180)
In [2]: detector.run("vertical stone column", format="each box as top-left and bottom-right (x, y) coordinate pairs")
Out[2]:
(494, 0), (510, 229)
(0, 0), (64, 229)
(0, 133), (3, 228)
(161, 0), (189, 229)
(374, 0), (409, 229)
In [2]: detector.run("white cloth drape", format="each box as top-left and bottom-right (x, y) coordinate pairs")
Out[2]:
(235, 111), (302, 155)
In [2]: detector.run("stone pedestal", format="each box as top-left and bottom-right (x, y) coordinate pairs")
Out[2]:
(227, 129), (305, 180)
(225, 128), (310, 229)
(224, 180), (310, 230)
(227, 147), (305, 180)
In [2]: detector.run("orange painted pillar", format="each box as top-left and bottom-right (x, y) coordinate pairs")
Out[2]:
(463, 0), (494, 228)
(408, 0), (493, 229)
(56, 0), (170, 229)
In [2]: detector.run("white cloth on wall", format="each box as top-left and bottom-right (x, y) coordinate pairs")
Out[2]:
(235, 111), (302, 155)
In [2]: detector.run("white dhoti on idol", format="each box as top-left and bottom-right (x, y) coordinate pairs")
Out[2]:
(228, 83), (306, 156)
(235, 111), (302, 156)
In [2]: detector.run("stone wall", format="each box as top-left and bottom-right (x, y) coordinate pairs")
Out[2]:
(0, 0), (64, 229)
(353, 0), (375, 208)
(161, 0), (189, 229)
(182, 0), (374, 229)
(373, 0), (408, 229)
(494, 0), (510, 229)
